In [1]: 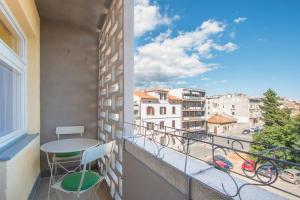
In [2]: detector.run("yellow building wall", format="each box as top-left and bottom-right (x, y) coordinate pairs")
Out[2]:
(4, 0), (40, 133)
(0, 1), (40, 200)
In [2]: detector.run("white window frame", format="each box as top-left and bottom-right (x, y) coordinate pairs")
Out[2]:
(0, 1), (27, 147)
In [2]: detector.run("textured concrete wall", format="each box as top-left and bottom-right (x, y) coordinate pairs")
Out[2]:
(40, 20), (98, 170)
(123, 140), (228, 200)
(123, 149), (186, 200)
(97, 0), (134, 199)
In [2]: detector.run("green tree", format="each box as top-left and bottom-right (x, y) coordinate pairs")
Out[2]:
(250, 89), (299, 163)
(260, 89), (290, 127)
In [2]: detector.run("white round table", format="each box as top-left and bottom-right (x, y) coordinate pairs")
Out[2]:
(40, 138), (99, 199)
(41, 138), (99, 153)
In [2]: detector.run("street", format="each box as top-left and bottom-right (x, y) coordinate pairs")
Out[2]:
(188, 133), (300, 200)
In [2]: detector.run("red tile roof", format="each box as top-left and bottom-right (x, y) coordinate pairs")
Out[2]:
(167, 94), (181, 101)
(207, 115), (237, 124)
(134, 91), (157, 100)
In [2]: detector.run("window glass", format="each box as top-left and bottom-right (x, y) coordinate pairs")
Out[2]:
(159, 121), (164, 129)
(0, 16), (20, 55)
(172, 106), (176, 114)
(0, 62), (20, 137)
(172, 120), (175, 128)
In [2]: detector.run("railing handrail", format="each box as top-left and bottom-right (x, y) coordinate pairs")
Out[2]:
(125, 121), (300, 199)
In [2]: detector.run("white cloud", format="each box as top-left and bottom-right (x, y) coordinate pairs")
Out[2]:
(214, 42), (238, 52)
(201, 77), (209, 81)
(234, 17), (247, 24)
(134, 0), (175, 37)
(135, 19), (238, 87)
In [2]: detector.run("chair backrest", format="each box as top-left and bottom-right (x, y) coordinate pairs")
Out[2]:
(75, 141), (115, 193)
(56, 126), (84, 139)
(81, 141), (115, 166)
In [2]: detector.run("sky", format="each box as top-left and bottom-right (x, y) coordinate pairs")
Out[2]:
(134, 0), (300, 100)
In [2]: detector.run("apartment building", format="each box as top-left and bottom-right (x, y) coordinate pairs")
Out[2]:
(206, 93), (249, 122)
(206, 93), (251, 133)
(169, 88), (206, 132)
(249, 97), (263, 127)
(280, 98), (300, 116)
(134, 89), (182, 130)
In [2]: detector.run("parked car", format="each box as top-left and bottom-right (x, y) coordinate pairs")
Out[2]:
(280, 169), (300, 184)
(241, 160), (255, 172)
(242, 129), (251, 134)
(254, 127), (263, 133)
(257, 164), (278, 178)
(214, 155), (233, 170)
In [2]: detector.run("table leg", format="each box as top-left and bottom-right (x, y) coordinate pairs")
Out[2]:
(46, 152), (54, 200)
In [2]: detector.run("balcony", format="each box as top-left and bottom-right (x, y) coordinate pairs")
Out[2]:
(182, 96), (206, 101)
(182, 107), (205, 111)
(0, 1), (299, 200)
(128, 123), (300, 200)
(183, 116), (206, 121)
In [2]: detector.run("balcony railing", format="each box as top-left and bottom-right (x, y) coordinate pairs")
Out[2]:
(182, 96), (205, 101)
(182, 116), (205, 121)
(182, 107), (205, 111)
(125, 122), (300, 200)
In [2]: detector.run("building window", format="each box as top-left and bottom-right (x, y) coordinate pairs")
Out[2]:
(159, 121), (164, 129)
(232, 112), (235, 115)
(160, 107), (166, 115)
(134, 110), (139, 116)
(146, 122), (154, 130)
(0, 3), (26, 147)
(172, 120), (175, 128)
(172, 106), (176, 114)
(159, 93), (166, 100)
(146, 106), (155, 115)
(0, 19), (20, 56)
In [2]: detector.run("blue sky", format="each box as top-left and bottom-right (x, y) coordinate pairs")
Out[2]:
(134, 0), (300, 100)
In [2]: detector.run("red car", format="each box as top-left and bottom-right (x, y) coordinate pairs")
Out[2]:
(241, 160), (255, 172)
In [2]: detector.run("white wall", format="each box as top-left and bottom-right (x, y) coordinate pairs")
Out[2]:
(135, 97), (182, 130)
(206, 94), (250, 124)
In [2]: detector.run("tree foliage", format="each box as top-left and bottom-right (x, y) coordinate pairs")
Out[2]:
(260, 89), (290, 127)
(250, 89), (300, 163)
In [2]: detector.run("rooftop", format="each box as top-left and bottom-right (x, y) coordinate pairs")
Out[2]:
(134, 91), (157, 100)
(207, 114), (237, 124)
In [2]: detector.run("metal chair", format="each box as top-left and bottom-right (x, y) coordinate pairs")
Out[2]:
(53, 126), (85, 179)
(52, 141), (115, 200)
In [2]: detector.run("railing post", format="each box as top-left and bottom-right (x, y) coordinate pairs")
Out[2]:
(211, 135), (214, 163)
(184, 138), (190, 173)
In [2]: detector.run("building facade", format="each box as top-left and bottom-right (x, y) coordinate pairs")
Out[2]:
(207, 114), (237, 135)
(169, 88), (206, 132)
(206, 93), (250, 124)
(134, 89), (182, 131)
(249, 97), (263, 127)
(280, 98), (300, 117)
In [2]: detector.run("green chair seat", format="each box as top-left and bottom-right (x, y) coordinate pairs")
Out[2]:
(61, 171), (100, 191)
(55, 151), (81, 158)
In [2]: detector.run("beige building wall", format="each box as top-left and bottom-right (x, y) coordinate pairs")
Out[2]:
(0, 0), (40, 199)
(0, 136), (40, 200)
(4, 0), (40, 133)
